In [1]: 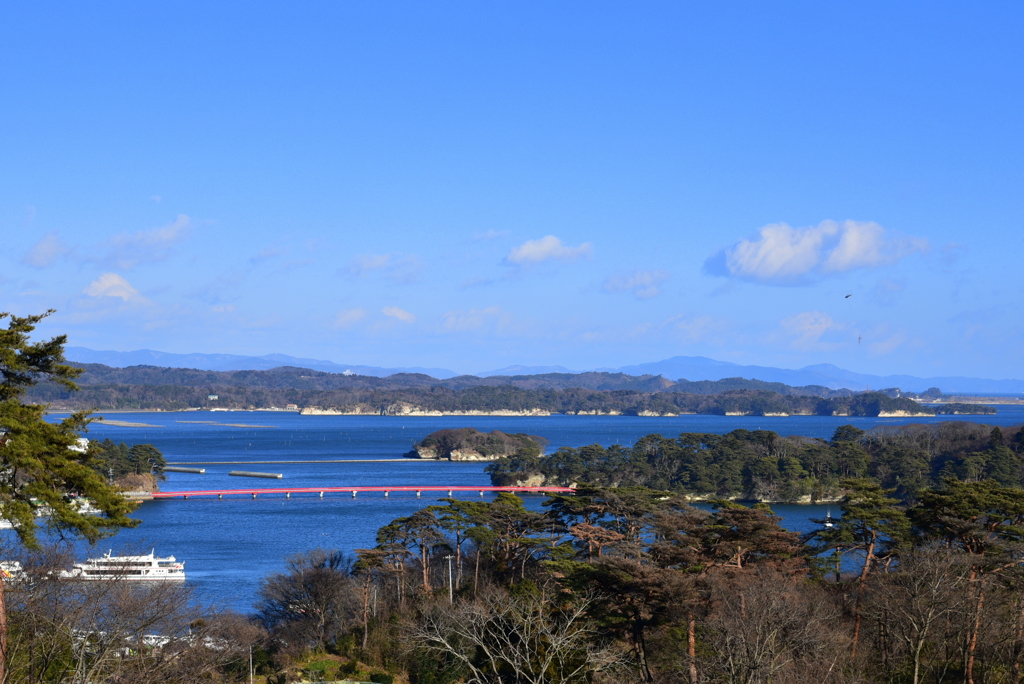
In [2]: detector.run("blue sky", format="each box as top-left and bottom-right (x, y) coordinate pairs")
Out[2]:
(2, 2), (1022, 378)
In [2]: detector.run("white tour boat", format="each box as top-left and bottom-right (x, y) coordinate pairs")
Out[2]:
(63, 549), (186, 581)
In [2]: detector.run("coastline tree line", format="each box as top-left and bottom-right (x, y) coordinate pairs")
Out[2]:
(487, 422), (1024, 503)
(27, 377), (991, 417)
(8, 478), (1024, 683)
(244, 477), (1024, 684)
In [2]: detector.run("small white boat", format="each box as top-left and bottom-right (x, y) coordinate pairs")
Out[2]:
(62, 549), (186, 581)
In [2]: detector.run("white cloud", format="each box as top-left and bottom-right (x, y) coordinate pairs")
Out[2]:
(780, 310), (844, 348)
(822, 221), (928, 272)
(106, 214), (192, 269)
(382, 306), (416, 323)
(706, 220), (929, 285)
(333, 307), (367, 328)
(602, 269), (670, 299)
(869, 330), (908, 355)
(472, 229), (509, 241)
(83, 273), (148, 303)
(442, 306), (502, 332)
(506, 236), (593, 265)
(664, 314), (729, 343)
(344, 253), (422, 284)
(22, 232), (70, 268)
(250, 247), (287, 264)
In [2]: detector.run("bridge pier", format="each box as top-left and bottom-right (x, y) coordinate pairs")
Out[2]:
(319, 491), (324, 498)
(448, 490), (453, 496)
(218, 494), (222, 499)
(416, 490), (421, 497)
(252, 493), (257, 499)
(384, 491), (389, 497)
(183, 495), (188, 500)
(479, 491), (484, 497)
(286, 492), (291, 499)
(351, 491), (357, 498)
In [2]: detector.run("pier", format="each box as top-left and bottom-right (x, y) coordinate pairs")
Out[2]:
(143, 486), (574, 500)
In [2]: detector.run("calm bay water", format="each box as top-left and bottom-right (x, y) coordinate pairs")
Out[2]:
(36, 407), (1024, 611)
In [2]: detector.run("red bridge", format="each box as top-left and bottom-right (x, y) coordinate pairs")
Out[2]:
(141, 486), (575, 500)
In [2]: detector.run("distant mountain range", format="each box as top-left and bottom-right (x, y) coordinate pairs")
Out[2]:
(612, 357), (1024, 395)
(64, 348), (1024, 395)
(64, 347), (459, 379)
(477, 365), (576, 376)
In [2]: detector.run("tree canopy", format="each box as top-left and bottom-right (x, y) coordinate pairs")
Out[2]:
(0, 311), (138, 547)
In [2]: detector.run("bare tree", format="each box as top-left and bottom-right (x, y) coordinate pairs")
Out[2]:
(405, 589), (629, 684)
(255, 548), (357, 652)
(4, 547), (264, 683)
(862, 547), (971, 684)
(701, 567), (845, 684)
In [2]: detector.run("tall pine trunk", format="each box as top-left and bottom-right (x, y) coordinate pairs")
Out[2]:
(966, 574), (985, 684)
(421, 543), (430, 591)
(688, 614), (698, 684)
(851, 537), (877, 659)
(474, 549), (481, 598)
(455, 531), (463, 585)
(1013, 594), (1024, 682)
(361, 575), (371, 651)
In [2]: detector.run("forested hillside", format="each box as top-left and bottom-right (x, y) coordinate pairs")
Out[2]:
(41, 363), (859, 395)
(28, 368), (991, 418)
(487, 422), (1024, 502)
(44, 479), (1013, 684)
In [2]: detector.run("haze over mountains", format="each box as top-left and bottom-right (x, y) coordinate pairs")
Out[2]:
(65, 347), (1024, 395)
(65, 347), (458, 379)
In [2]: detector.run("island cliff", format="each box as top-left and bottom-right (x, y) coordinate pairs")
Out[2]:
(404, 428), (548, 461)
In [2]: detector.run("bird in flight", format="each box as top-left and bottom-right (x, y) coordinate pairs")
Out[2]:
(858, 335), (862, 345)
(845, 294), (852, 298)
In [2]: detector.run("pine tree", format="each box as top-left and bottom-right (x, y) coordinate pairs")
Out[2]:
(0, 311), (140, 680)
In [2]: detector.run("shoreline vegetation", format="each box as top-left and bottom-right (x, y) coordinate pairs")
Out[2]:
(26, 363), (997, 416)
(486, 422), (1024, 504)
(14, 478), (1024, 684)
(404, 428), (548, 462)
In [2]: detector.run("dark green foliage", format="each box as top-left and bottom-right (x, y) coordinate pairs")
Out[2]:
(806, 479), (911, 580)
(90, 438), (167, 479)
(251, 474), (1024, 684)
(369, 673), (394, 684)
(831, 424), (865, 445)
(489, 423), (1024, 502)
(0, 311), (139, 548)
(909, 479), (1024, 557)
(933, 402), (997, 415)
(491, 429), (865, 501)
(409, 428), (547, 459)
(27, 363), (999, 416)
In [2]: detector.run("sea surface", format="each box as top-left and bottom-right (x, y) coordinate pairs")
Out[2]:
(31, 407), (1024, 612)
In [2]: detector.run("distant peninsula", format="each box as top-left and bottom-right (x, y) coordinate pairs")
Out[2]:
(28, 363), (998, 416)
